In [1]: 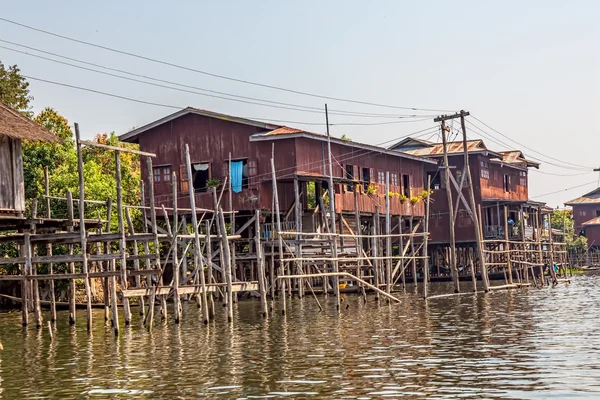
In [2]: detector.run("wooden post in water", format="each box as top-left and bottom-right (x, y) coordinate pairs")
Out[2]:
(205, 220), (215, 319)
(353, 188), (365, 299)
(44, 166), (57, 322)
(372, 207), (380, 300)
(116, 151), (131, 327)
(217, 207), (234, 322)
(294, 178), (304, 298)
(385, 172), (392, 294)
(30, 200), (43, 329)
(75, 123), (93, 331)
(172, 172), (181, 323)
(410, 216), (417, 286)
(324, 104), (341, 309)
(504, 205), (514, 285)
(255, 209), (268, 317)
(270, 156), (286, 314)
(547, 213), (558, 285)
(126, 207), (145, 316)
(66, 190), (76, 324)
(423, 175), (431, 298)
(21, 233), (30, 326)
(185, 145), (210, 324)
(145, 156), (164, 328)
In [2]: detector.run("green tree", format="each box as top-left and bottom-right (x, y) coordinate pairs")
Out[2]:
(0, 61), (32, 115)
(552, 209), (587, 252)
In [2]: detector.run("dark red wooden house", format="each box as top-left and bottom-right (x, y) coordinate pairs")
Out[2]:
(120, 107), (437, 237)
(565, 187), (600, 248)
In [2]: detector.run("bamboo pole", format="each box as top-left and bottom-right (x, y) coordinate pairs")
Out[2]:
(66, 190), (76, 324)
(125, 208), (145, 316)
(410, 216), (417, 286)
(44, 166), (57, 322)
(423, 175), (431, 299)
(477, 204), (490, 291)
(185, 145), (209, 323)
(372, 209), (380, 299)
(385, 172), (392, 294)
(270, 156), (286, 314)
(278, 272), (401, 303)
(116, 151), (131, 327)
(21, 233), (30, 326)
(75, 123), (93, 331)
(325, 105), (341, 309)
(30, 200), (43, 329)
(172, 172), (181, 323)
(503, 205), (514, 285)
(294, 178), (304, 298)
(217, 207), (234, 322)
(205, 221), (215, 319)
(255, 209), (268, 317)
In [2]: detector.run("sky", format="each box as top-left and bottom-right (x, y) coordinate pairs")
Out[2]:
(1, 1), (598, 208)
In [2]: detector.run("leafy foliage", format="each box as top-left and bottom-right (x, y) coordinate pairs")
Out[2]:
(0, 61), (32, 115)
(552, 209), (587, 252)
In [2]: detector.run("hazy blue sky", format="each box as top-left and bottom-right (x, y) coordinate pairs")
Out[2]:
(1, 1), (598, 207)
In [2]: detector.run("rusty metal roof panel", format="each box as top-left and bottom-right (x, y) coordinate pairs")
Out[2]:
(565, 187), (600, 205)
(402, 140), (491, 157)
(582, 216), (600, 226)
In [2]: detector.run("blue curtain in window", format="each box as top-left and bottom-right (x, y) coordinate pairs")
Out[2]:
(231, 161), (243, 193)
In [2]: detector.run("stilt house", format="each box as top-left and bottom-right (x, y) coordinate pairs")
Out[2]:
(0, 102), (60, 225)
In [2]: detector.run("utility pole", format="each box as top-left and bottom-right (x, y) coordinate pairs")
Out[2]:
(434, 110), (489, 292)
(436, 118), (459, 292)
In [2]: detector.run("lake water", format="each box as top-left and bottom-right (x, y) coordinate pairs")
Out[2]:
(0, 274), (599, 399)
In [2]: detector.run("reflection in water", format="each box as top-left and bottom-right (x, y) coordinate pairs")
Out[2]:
(0, 275), (599, 398)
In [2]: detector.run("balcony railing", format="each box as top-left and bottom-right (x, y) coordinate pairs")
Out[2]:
(262, 221), (297, 240)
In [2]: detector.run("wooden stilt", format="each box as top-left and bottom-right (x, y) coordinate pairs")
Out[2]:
(66, 190), (76, 325)
(255, 209), (268, 317)
(172, 172), (181, 324)
(115, 151), (131, 328)
(372, 209), (380, 299)
(205, 221), (215, 319)
(385, 172), (392, 294)
(270, 156), (286, 314)
(44, 167), (57, 322)
(21, 233), (30, 326)
(294, 178), (304, 299)
(410, 216), (417, 286)
(75, 123), (93, 331)
(423, 175), (431, 299)
(504, 205), (514, 285)
(217, 207), (234, 322)
(185, 145), (210, 324)
(125, 207), (145, 316)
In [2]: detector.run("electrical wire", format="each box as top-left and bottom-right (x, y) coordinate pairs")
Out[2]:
(0, 41), (438, 120)
(0, 17), (455, 113)
(530, 180), (598, 199)
(470, 115), (594, 170)
(22, 75), (437, 127)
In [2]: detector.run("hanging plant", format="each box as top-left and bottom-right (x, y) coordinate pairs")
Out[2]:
(366, 184), (378, 196)
(206, 178), (221, 188)
(399, 194), (409, 203)
(410, 196), (421, 204)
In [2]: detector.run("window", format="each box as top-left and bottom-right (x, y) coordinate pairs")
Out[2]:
(596, 210), (600, 218)
(391, 173), (399, 187)
(402, 174), (410, 197)
(581, 211), (587, 217)
(504, 174), (511, 192)
(378, 171), (386, 184)
(248, 160), (258, 177)
(153, 167), (161, 182)
(480, 160), (489, 168)
(345, 165), (354, 191)
(192, 162), (210, 192)
(481, 169), (490, 179)
(362, 167), (371, 191)
(163, 166), (171, 182)
(427, 172), (441, 190)
(519, 171), (527, 187)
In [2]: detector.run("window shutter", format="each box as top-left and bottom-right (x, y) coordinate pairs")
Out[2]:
(409, 175), (413, 197)
(180, 165), (189, 194)
(369, 168), (375, 182)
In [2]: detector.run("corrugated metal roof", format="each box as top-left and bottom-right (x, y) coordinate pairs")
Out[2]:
(0, 101), (60, 143)
(565, 187), (600, 205)
(582, 216), (600, 226)
(260, 126), (304, 136)
(402, 139), (492, 157)
(119, 107), (281, 142)
(251, 128), (438, 165)
(498, 150), (540, 168)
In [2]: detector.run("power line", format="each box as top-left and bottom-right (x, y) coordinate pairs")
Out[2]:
(470, 115), (593, 170)
(530, 180), (598, 199)
(465, 119), (591, 172)
(0, 17), (455, 113)
(22, 75), (435, 127)
(0, 40), (437, 120)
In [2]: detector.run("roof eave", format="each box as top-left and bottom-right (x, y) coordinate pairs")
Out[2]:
(250, 132), (438, 165)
